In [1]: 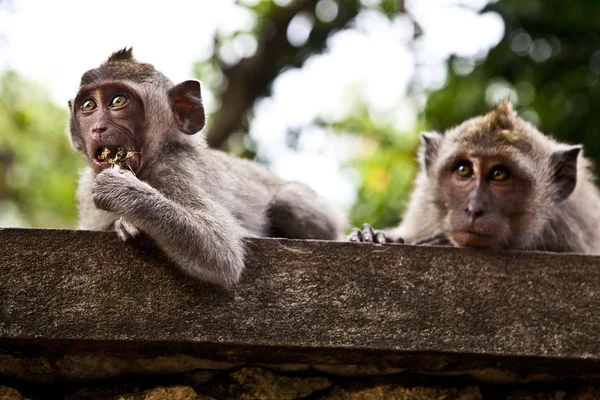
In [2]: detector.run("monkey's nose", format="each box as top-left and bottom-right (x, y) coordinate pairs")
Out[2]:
(465, 206), (484, 219)
(92, 125), (107, 134)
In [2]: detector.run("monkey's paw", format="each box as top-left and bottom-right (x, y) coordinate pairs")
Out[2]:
(92, 167), (149, 213)
(348, 223), (403, 244)
(114, 217), (140, 242)
(415, 233), (451, 246)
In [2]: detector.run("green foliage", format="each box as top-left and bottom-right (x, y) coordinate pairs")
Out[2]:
(343, 0), (600, 230)
(197, 0), (421, 230)
(350, 145), (417, 229)
(426, 0), (600, 164)
(0, 71), (83, 228)
(4, 0), (600, 233)
(329, 109), (421, 229)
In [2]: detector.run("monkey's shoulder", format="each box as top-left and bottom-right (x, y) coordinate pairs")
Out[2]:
(142, 146), (283, 202)
(203, 148), (284, 183)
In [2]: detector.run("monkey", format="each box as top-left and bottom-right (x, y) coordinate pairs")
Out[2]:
(349, 100), (600, 254)
(68, 48), (347, 286)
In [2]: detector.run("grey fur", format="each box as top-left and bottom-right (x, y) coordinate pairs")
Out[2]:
(71, 49), (348, 286)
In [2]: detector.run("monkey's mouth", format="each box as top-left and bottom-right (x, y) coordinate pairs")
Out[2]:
(95, 145), (121, 160)
(92, 145), (140, 174)
(451, 230), (500, 248)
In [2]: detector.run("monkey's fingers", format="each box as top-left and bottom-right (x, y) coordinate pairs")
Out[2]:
(349, 224), (389, 244)
(373, 230), (403, 244)
(348, 227), (362, 242)
(373, 230), (388, 244)
(114, 218), (140, 242)
(361, 223), (375, 243)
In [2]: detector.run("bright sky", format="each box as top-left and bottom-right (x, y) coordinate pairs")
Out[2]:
(0, 0), (503, 211)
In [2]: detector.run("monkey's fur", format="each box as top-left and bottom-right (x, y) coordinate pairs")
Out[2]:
(352, 100), (600, 254)
(69, 48), (347, 286)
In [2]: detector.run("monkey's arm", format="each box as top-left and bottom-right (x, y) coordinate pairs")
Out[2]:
(92, 168), (245, 286)
(349, 172), (441, 244)
(383, 172), (441, 244)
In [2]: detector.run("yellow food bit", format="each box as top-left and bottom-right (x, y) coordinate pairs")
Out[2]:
(98, 147), (138, 175)
(98, 147), (111, 161)
(108, 148), (135, 166)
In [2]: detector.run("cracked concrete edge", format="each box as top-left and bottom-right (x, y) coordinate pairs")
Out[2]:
(1, 228), (600, 382)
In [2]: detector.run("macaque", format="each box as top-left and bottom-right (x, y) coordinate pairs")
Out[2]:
(350, 100), (600, 254)
(68, 48), (347, 286)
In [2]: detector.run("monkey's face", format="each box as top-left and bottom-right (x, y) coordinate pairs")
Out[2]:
(72, 82), (144, 175)
(438, 152), (532, 248)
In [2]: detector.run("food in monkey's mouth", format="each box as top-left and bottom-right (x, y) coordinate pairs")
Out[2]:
(97, 146), (137, 174)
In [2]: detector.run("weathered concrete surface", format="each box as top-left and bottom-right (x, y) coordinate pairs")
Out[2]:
(1, 228), (600, 383)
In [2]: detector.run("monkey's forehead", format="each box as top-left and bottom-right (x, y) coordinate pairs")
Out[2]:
(445, 113), (541, 153)
(456, 129), (533, 153)
(73, 80), (141, 100)
(80, 61), (172, 88)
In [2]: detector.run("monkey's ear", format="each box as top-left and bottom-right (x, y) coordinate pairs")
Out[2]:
(550, 145), (582, 202)
(68, 100), (73, 110)
(169, 80), (205, 135)
(419, 131), (443, 173)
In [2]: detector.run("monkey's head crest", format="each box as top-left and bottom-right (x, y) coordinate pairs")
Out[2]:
(80, 47), (172, 88)
(488, 98), (515, 131)
(106, 47), (135, 63)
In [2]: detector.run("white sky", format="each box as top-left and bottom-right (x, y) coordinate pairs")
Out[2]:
(0, 0), (503, 212)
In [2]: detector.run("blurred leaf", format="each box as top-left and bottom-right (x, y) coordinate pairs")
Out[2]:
(328, 107), (421, 229)
(427, 0), (600, 164)
(0, 71), (83, 228)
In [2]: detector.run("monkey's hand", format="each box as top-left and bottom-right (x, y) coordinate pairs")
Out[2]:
(415, 233), (451, 246)
(114, 217), (140, 242)
(92, 167), (152, 214)
(348, 223), (404, 244)
(91, 163), (245, 286)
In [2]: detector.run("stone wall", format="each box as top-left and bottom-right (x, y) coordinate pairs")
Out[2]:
(4, 365), (600, 399)
(1, 228), (600, 399)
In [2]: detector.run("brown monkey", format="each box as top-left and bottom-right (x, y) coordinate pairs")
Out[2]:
(350, 100), (600, 254)
(68, 48), (347, 286)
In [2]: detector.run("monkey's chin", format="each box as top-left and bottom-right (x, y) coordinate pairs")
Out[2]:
(450, 231), (501, 248)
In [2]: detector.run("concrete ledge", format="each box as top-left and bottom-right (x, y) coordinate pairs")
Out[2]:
(1, 228), (600, 384)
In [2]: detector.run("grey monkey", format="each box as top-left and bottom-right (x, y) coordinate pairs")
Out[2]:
(68, 48), (348, 286)
(350, 100), (600, 254)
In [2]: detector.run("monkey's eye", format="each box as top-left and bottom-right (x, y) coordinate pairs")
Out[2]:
(454, 162), (473, 178)
(109, 94), (128, 108)
(81, 99), (97, 112)
(490, 166), (511, 182)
